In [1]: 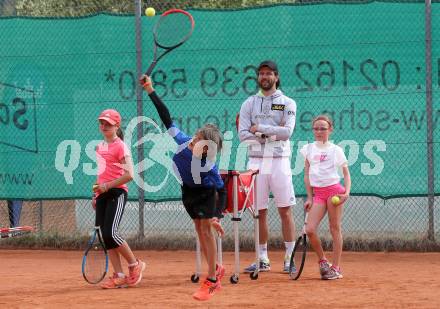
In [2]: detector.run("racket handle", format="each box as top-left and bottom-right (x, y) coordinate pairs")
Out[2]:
(255, 132), (276, 141)
(146, 61), (157, 76)
(255, 132), (267, 139)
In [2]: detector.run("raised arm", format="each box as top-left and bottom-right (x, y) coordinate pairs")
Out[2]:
(140, 75), (172, 129)
(140, 75), (191, 146)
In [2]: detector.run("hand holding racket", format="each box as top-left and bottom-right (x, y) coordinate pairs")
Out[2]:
(82, 226), (108, 284)
(139, 74), (154, 92)
(0, 225), (33, 239)
(142, 9), (194, 79)
(289, 211), (308, 280)
(91, 184), (98, 210)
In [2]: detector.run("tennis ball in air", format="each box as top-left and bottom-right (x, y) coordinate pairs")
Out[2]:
(145, 7), (155, 17)
(331, 195), (340, 205)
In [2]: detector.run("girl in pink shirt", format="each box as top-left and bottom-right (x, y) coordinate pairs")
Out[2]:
(93, 109), (145, 289)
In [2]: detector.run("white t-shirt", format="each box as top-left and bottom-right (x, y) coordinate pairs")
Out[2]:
(300, 142), (348, 188)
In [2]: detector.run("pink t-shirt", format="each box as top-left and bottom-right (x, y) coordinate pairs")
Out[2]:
(96, 137), (131, 193)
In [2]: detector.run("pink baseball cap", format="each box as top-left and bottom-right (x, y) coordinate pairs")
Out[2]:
(98, 109), (121, 125)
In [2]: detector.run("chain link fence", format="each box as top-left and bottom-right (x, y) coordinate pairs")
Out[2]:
(0, 0), (439, 250)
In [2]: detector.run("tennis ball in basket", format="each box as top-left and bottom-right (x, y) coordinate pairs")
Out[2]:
(331, 195), (340, 205)
(145, 7), (155, 17)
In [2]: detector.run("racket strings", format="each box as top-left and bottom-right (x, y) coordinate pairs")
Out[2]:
(155, 13), (193, 48)
(84, 243), (106, 283)
(292, 237), (306, 275)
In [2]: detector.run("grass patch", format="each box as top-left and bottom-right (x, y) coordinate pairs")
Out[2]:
(2, 233), (439, 252)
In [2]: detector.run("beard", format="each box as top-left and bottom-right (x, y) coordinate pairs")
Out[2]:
(258, 79), (275, 91)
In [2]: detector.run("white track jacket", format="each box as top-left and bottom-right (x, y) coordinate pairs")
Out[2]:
(238, 89), (297, 158)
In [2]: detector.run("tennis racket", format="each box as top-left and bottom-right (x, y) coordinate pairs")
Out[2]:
(0, 225), (33, 238)
(144, 9), (194, 76)
(82, 226), (108, 284)
(289, 211), (308, 280)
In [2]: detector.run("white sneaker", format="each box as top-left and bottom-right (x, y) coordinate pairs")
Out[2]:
(244, 258), (271, 273)
(283, 256), (291, 273)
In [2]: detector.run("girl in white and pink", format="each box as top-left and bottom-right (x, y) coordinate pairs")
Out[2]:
(300, 115), (351, 280)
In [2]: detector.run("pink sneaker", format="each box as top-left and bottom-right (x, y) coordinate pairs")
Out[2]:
(319, 259), (331, 278)
(322, 265), (343, 280)
(193, 279), (220, 301)
(127, 259), (146, 287)
(100, 273), (128, 289)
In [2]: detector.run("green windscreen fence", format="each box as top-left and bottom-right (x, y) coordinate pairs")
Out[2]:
(0, 2), (438, 200)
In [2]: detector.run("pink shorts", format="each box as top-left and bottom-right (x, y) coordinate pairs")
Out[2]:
(313, 183), (345, 205)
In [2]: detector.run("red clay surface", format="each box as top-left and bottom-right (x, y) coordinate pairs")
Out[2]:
(0, 250), (439, 308)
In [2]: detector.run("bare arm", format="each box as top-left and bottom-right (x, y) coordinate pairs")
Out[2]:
(94, 155), (134, 193)
(339, 165), (351, 203)
(304, 159), (313, 211)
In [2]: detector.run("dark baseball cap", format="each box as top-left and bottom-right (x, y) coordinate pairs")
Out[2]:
(258, 60), (278, 73)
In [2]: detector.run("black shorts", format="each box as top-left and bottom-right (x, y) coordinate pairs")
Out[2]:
(95, 188), (127, 250)
(181, 185), (216, 219)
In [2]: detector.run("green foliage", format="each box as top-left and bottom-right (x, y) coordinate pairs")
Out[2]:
(10, 0), (297, 17)
(14, 0), (135, 17)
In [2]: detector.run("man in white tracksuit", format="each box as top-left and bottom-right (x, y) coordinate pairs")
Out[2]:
(239, 60), (297, 273)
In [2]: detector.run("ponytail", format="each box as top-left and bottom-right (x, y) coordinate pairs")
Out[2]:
(117, 127), (124, 140)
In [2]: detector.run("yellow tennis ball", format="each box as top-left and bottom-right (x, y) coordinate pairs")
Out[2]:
(331, 195), (340, 205)
(145, 7), (155, 17)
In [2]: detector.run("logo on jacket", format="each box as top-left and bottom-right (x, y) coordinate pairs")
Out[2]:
(271, 104), (285, 111)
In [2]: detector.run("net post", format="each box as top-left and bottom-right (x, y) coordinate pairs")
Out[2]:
(425, 0), (435, 241)
(134, 0), (145, 238)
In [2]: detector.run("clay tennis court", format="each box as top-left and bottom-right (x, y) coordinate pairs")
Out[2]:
(1, 250), (438, 308)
